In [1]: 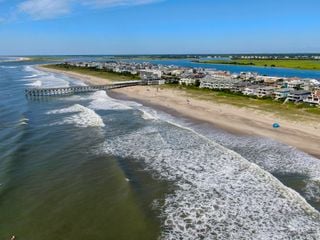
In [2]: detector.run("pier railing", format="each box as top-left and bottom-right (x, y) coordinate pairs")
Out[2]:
(25, 80), (142, 97)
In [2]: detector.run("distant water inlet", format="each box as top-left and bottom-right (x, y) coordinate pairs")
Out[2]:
(24, 81), (142, 97)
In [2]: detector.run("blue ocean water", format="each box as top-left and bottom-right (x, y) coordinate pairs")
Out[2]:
(1, 60), (320, 239)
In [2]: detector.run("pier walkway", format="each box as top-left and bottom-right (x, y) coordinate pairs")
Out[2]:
(25, 80), (142, 97)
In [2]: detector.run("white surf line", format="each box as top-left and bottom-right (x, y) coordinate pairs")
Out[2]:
(101, 124), (320, 239)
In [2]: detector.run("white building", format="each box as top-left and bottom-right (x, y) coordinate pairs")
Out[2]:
(179, 78), (196, 86)
(286, 80), (304, 90)
(304, 90), (320, 105)
(140, 70), (162, 80)
(256, 86), (276, 98)
(239, 72), (258, 80)
(199, 78), (238, 90)
(303, 79), (320, 91)
(286, 90), (311, 102)
(242, 85), (260, 96)
(274, 88), (290, 100)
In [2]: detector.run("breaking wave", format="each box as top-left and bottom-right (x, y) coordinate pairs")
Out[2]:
(100, 122), (320, 239)
(88, 91), (132, 110)
(23, 66), (70, 88)
(0, 66), (18, 69)
(140, 109), (159, 120)
(23, 74), (39, 79)
(188, 126), (320, 204)
(123, 103), (320, 206)
(47, 104), (105, 128)
(25, 80), (42, 87)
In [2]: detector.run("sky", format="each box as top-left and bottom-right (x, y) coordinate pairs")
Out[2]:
(0, 0), (320, 55)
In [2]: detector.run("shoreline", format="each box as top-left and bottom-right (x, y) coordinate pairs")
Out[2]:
(38, 65), (320, 158)
(110, 87), (320, 159)
(37, 65), (113, 85)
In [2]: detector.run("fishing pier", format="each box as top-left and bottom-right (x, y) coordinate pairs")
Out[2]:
(25, 81), (142, 97)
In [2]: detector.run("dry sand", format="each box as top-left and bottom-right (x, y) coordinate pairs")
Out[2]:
(40, 65), (320, 158)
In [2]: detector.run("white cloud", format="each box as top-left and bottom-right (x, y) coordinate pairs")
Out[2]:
(17, 0), (161, 20)
(18, 0), (71, 20)
(83, 0), (161, 8)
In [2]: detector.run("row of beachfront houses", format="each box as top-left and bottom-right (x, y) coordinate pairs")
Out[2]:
(235, 55), (320, 60)
(69, 61), (159, 75)
(64, 61), (320, 105)
(195, 74), (320, 105)
(66, 61), (166, 84)
(177, 69), (320, 105)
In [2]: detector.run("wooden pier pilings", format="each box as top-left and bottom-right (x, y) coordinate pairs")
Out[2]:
(25, 81), (142, 97)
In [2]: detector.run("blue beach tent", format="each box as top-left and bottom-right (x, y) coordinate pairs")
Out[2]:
(273, 123), (280, 129)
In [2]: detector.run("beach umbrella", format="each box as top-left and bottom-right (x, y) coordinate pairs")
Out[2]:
(273, 123), (280, 129)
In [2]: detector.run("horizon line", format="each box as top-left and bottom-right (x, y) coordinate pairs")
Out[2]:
(2, 52), (320, 57)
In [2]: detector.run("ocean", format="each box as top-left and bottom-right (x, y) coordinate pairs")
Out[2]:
(1, 59), (320, 239)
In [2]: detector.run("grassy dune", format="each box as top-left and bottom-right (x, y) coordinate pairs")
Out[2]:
(162, 84), (320, 120)
(43, 64), (140, 82)
(198, 59), (320, 70)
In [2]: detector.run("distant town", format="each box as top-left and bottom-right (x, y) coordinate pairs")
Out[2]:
(63, 61), (320, 106)
(109, 53), (320, 60)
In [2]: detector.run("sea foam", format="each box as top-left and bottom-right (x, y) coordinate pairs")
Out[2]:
(101, 122), (320, 239)
(0, 66), (17, 69)
(23, 66), (70, 88)
(89, 91), (159, 120)
(88, 91), (132, 110)
(190, 126), (320, 204)
(47, 104), (105, 128)
(132, 105), (320, 205)
(25, 80), (42, 87)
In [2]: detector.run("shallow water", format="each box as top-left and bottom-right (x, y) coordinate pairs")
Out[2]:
(1, 61), (320, 239)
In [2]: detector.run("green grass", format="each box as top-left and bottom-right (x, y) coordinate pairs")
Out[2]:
(162, 84), (320, 121)
(27, 56), (66, 62)
(43, 64), (140, 82)
(197, 59), (320, 70)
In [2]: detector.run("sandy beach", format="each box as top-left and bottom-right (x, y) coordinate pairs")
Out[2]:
(39, 65), (320, 158)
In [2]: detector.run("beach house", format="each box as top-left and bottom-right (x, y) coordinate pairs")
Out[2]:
(256, 86), (276, 98)
(199, 77), (239, 90)
(286, 80), (304, 90)
(260, 76), (284, 87)
(242, 85), (260, 96)
(303, 79), (320, 91)
(140, 70), (164, 85)
(179, 78), (196, 86)
(231, 82), (249, 93)
(239, 72), (258, 81)
(140, 70), (162, 80)
(304, 90), (320, 105)
(286, 90), (311, 103)
(274, 88), (291, 100)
